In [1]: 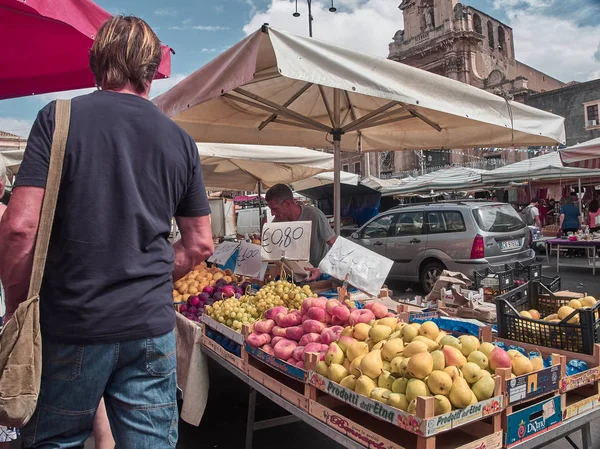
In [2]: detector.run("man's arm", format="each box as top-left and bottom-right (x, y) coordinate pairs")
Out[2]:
(173, 215), (214, 281)
(0, 186), (44, 319)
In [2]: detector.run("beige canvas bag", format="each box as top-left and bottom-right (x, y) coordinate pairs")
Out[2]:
(0, 100), (71, 427)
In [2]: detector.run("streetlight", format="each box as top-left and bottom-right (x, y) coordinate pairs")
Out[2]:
(292, 0), (337, 37)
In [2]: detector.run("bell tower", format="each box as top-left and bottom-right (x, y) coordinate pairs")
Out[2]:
(397, 0), (459, 42)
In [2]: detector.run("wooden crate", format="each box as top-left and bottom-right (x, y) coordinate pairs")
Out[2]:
(200, 319), (245, 370)
(201, 314), (245, 345)
(309, 399), (503, 449)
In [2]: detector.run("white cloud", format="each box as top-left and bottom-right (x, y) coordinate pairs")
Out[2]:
(191, 25), (229, 31)
(243, 0), (401, 57)
(0, 117), (34, 137)
(214, 5), (225, 14)
(155, 8), (178, 17)
(506, 10), (600, 82)
(150, 73), (189, 98)
(245, 0), (257, 17)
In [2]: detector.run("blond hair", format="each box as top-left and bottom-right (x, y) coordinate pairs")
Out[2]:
(89, 15), (162, 94)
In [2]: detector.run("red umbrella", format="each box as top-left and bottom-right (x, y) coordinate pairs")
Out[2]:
(0, 0), (172, 100)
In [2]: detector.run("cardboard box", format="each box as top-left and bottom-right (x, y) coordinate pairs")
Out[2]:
(505, 395), (562, 447)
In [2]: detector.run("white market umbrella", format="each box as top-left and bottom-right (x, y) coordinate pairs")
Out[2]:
(0, 147), (24, 175)
(560, 137), (600, 169)
(155, 26), (565, 232)
(290, 171), (359, 191)
(197, 142), (333, 191)
(381, 166), (486, 196)
(361, 175), (409, 191)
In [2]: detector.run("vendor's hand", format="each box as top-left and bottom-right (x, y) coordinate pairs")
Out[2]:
(305, 267), (321, 282)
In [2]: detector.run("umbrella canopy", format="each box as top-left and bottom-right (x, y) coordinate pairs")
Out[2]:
(155, 26), (565, 152)
(197, 143), (333, 191)
(381, 167), (486, 196)
(291, 171), (359, 191)
(481, 152), (600, 183)
(0, 147), (24, 175)
(0, 0), (172, 100)
(560, 137), (600, 169)
(360, 175), (409, 191)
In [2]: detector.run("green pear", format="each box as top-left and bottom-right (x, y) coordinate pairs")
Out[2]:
(439, 335), (462, 351)
(325, 343), (345, 366)
(378, 370), (395, 390)
(349, 354), (366, 377)
(431, 350), (445, 371)
(406, 378), (430, 403)
(390, 356), (404, 374)
(472, 375), (495, 401)
(448, 377), (472, 409)
(372, 339), (387, 351)
(413, 335), (439, 352)
(355, 375), (376, 397)
(388, 330), (402, 340)
(467, 351), (489, 371)
(382, 360), (392, 371)
(407, 399), (417, 414)
(392, 377), (409, 394)
(360, 349), (383, 379)
(316, 361), (328, 377)
(402, 324), (419, 343)
(371, 387), (392, 403)
(458, 335), (480, 357)
(340, 375), (357, 390)
(388, 393), (409, 411)
(479, 342), (496, 358)
(382, 338), (404, 362)
(369, 325), (393, 343)
(433, 395), (452, 416)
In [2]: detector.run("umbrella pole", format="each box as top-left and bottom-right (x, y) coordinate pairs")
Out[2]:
(333, 89), (341, 235)
(258, 181), (263, 237)
(579, 177), (582, 215)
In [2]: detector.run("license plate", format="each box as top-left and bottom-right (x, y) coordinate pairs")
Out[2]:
(500, 239), (522, 250)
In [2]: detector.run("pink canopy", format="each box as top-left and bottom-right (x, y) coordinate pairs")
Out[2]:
(0, 0), (172, 100)
(560, 137), (600, 169)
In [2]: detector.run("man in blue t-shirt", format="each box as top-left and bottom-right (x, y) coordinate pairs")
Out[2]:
(0, 16), (213, 448)
(560, 193), (582, 234)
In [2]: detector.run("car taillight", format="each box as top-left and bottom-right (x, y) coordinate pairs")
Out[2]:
(470, 234), (485, 259)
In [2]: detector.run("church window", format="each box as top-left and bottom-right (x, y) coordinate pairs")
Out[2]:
(473, 14), (482, 34)
(497, 26), (506, 53)
(487, 21), (494, 48)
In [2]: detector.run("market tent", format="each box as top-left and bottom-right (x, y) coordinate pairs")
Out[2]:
(0, 0), (172, 100)
(560, 137), (600, 169)
(290, 171), (359, 191)
(0, 147), (24, 175)
(381, 167), (486, 196)
(360, 175), (409, 191)
(481, 152), (600, 183)
(154, 25), (565, 231)
(197, 143), (333, 191)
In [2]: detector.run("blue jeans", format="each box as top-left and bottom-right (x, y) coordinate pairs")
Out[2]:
(22, 330), (178, 448)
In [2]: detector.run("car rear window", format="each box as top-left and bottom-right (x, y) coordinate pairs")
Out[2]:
(472, 204), (526, 233)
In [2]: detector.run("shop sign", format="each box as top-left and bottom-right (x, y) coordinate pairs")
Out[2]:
(261, 221), (311, 261)
(234, 241), (268, 279)
(208, 241), (240, 265)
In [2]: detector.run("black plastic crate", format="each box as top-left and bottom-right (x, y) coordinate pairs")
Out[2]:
(513, 261), (543, 283)
(540, 275), (561, 293)
(496, 281), (600, 354)
(474, 266), (515, 297)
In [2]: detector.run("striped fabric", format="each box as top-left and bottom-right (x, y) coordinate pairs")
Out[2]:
(560, 137), (600, 168)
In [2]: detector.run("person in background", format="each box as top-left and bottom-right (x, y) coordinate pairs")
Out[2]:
(560, 193), (582, 234)
(0, 16), (213, 448)
(266, 184), (337, 280)
(588, 198), (600, 233)
(522, 197), (541, 227)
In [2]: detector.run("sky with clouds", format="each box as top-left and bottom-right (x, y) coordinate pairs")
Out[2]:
(1, 0), (599, 137)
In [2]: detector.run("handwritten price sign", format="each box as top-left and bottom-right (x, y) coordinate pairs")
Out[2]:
(319, 237), (393, 296)
(261, 221), (311, 261)
(207, 241), (240, 265)
(234, 241), (267, 278)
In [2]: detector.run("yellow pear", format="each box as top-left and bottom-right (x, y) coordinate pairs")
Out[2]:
(353, 323), (371, 340)
(419, 321), (440, 340)
(458, 335), (480, 357)
(431, 350), (446, 371)
(507, 349), (523, 360)
(433, 395), (452, 416)
(448, 377), (472, 409)
(403, 341), (429, 358)
(480, 370), (492, 378)
(399, 358), (410, 377)
(444, 365), (462, 380)
(427, 370), (453, 395)
(326, 343), (345, 366)
(402, 324), (419, 343)
(392, 377), (409, 394)
(378, 371), (395, 390)
(349, 354), (366, 377)
(390, 357), (404, 374)
(343, 358), (351, 372)
(355, 375), (377, 397)
(435, 331), (448, 344)
(347, 341), (370, 362)
(407, 399), (417, 415)
(467, 351), (490, 369)
(371, 387), (392, 403)
(360, 349), (383, 379)
(366, 338), (375, 351)
(442, 346), (467, 368)
(470, 391), (478, 405)
(328, 364), (349, 383)
(472, 376), (495, 401)
(372, 340), (386, 351)
(395, 322), (407, 332)
(382, 360), (392, 371)
(388, 330), (402, 340)
(531, 356), (544, 372)
(340, 326), (354, 337)
(370, 325), (393, 343)
(340, 375), (357, 390)
(413, 336), (439, 352)
(479, 342), (496, 358)
(439, 335), (462, 351)
(512, 356), (534, 376)
(407, 352), (434, 380)
(382, 338), (405, 362)
(461, 362), (482, 384)
(406, 378), (430, 402)
(378, 317), (399, 328)
(316, 361), (328, 377)
(388, 393), (409, 411)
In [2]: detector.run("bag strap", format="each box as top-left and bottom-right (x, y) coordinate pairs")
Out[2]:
(27, 100), (71, 299)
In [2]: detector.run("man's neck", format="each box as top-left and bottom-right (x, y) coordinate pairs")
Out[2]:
(105, 83), (150, 99)
(291, 202), (303, 221)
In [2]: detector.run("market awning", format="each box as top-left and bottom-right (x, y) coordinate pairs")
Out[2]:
(0, 147), (24, 175)
(197, 143), (333, 191)
(0, 0), (172, 100)
(360, 175), (409, 191)
(559, 137), (600, 169)
(290, 172), (359, 191)
(381, 167), (486, 196)
(481, 152), (600, 183)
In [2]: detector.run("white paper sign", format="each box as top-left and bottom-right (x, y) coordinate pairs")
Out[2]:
(234, 241), (264, 278)
(319, 237), (394, 296)
(207, 241), (240, 265)
(261, 221), (311, 261)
